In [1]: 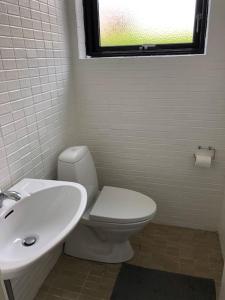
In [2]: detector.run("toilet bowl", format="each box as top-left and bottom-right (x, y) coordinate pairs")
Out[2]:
(58, 146), (157, 263)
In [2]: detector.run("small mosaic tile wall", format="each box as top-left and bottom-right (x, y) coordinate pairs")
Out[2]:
(0, 0), (71, 189)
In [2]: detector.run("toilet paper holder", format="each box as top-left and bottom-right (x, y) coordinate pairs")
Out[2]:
(194, 146), (216, 160)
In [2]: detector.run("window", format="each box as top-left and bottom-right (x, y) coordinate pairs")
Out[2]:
(83, 0), (209, 58)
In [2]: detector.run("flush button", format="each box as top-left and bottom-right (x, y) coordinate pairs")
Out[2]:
(22, 236), (37, 247)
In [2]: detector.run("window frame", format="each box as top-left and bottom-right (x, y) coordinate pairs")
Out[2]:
(82, 0), (209, 58)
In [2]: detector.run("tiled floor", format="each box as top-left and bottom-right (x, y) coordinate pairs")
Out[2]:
(35, 223), (224, 300)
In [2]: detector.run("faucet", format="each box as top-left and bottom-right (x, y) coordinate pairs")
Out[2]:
(0, 190), (22, 208)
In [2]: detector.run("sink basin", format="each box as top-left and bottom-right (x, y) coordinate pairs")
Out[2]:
(0, 179), (87, 280)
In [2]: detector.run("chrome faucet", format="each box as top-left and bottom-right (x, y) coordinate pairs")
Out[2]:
(0, 190), (22, 208)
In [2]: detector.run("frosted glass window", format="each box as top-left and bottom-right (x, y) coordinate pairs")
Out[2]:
(83, 0), (209, 57)
(98, 0), (197, 47)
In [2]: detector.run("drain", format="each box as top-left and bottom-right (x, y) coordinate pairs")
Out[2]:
(22, 236), (37, 247)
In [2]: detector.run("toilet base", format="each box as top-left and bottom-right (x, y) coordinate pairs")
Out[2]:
(64, 223), (134, 263)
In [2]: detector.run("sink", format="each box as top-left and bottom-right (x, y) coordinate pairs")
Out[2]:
(0, 179), (87, 280)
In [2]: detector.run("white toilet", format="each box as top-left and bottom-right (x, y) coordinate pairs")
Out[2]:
(58, 146), (157, 263)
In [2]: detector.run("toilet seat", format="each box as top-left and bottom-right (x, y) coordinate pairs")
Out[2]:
(90, 186), (157, 224)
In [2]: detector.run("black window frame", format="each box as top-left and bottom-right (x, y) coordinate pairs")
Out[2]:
(83, 0), (209, 58)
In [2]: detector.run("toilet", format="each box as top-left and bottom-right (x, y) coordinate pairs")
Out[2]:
(58, 146), (157, 263)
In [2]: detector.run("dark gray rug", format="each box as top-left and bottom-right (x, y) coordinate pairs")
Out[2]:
(111, 263), (216, 300)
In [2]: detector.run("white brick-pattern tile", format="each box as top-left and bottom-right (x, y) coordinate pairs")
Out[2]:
(0, 0), (71, 189)
(72, 0), (225, 230)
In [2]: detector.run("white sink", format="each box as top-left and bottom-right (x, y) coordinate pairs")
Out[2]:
(0, 179), (87, 280)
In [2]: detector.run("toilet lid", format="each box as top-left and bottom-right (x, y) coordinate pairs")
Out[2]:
(90, 186), (157, 224)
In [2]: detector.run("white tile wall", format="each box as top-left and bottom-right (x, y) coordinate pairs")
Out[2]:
(1, 0), (225, 233)
(0, 0), (71, 189)
(71, 0), (225, 230)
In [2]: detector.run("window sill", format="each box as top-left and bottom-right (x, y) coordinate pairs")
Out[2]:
(79, 51), (207, 60)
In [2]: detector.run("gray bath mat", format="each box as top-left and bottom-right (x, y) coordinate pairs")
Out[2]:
(111, 263), (216, 300)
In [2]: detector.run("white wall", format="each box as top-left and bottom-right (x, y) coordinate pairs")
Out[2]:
(71, 0), (225, 230)
(0, 0), (73, 190)
(0, 2), (74, 298)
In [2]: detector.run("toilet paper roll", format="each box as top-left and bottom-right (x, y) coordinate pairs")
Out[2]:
(195, 153), (212, 168)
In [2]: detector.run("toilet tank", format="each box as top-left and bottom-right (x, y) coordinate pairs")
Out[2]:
(58, 146), (99, 208)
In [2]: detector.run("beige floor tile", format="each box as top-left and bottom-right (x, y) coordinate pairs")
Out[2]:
(35, 223), (224, 300)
